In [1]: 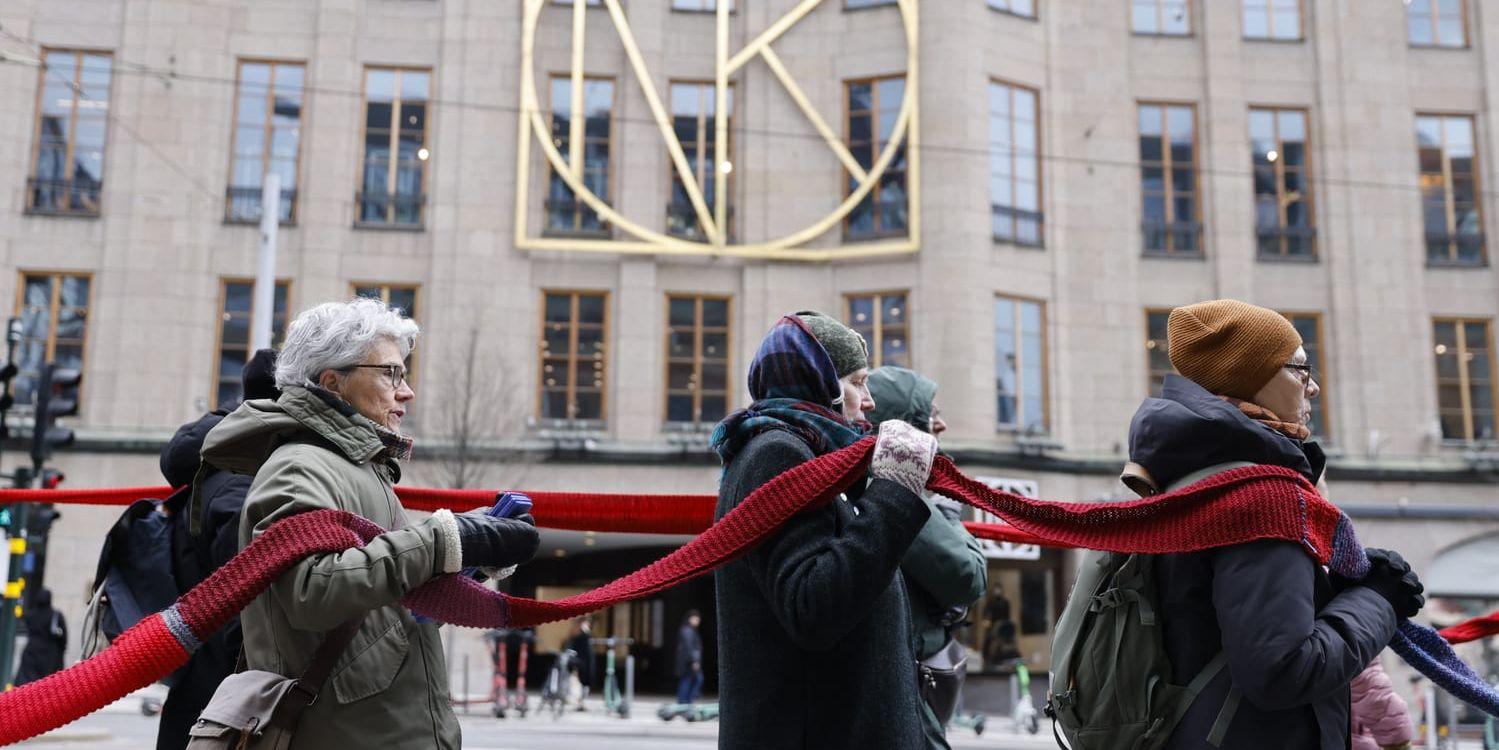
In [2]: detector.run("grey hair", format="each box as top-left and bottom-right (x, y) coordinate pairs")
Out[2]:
(274, 297), (420, 389)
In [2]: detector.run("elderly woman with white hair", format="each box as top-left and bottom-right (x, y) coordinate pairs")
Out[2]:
(199, 297), (538, 748)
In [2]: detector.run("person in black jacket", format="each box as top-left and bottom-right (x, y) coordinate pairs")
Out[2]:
(154, 349), (279, 750)
(709, 312), (939, 750)
(1134, 300), (1425, 750)
(14, 588), (66, 685)
(674, 610), (704, 706)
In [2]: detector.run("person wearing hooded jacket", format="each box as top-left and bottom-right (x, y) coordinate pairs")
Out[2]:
(14, 588), (66, 685)
(711, 312), (938, 750)
(202, 298), (540, 749)
(1132, 300), (1425, 750)
(865, 366), (987, 749)
(153, 349), (279, 750)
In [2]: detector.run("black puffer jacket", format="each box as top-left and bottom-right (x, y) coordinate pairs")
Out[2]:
(713, 429), (929, 750)
(1134, 376), (1397, 750)
(156, 411), (252, 750)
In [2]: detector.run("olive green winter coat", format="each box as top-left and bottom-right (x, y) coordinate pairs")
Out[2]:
(202, 385), (462, 749)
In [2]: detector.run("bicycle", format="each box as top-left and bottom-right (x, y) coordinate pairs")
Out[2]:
(1002, 657), (1040, 735)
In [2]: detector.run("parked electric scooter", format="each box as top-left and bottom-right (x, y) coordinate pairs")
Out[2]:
(487, 628), (532, 718)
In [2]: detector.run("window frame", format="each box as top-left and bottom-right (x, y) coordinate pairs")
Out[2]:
(665, 80), (735, 242)
(994, 293), (1049, 433)
(212, 277), (292, 409)
(663, 294), (733, 427)
(1433, 316), (1498, 443)
(1279, 311), (1331, 440)
(26, 48), (114, 217)
(355, 65), (432, 230)
(1130, 0), (1193, 36)
(1138, 101), (1204, 257)
(12, 270), (93, 412)
(844, 0), (898, 9)
(1241, 0), (1304, 41)
(1144, 307), (1174, 397)
(537, 289), (611, 424)
(989, 77), (1044, 248)
(843, 74), (910, 241)
(225, 58), (306, 226)
(1416, 112), (1487, 267)
(671, 0), (736, 12)
(1407, 0), (1469, 48)
(1250, 105), (1316, 260)
(350, 282), (422, 387)
(844, 290), (913, 370)
(545, 74), (617, 238)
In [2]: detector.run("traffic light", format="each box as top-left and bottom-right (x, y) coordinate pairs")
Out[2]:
(30, 363), (81, 470)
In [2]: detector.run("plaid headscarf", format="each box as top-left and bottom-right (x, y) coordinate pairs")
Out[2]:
(710, 315), (868, 465)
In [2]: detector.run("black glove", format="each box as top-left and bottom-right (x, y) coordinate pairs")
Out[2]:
(455, 513), (540, 570)
(1358, 548), (1425, 619)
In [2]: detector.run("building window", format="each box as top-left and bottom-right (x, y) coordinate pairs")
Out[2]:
(846, 0), (897, 7)
(989, 80), (1043, 246)
(1145, 309), (1172, 396)
(667, 82), (733, 241)
(1417, 114), (1484, 266)
(552, 0), (602, 5)
(548, 77), (614, 236)
(1243, 0), (1301, 40)
(1434, 319), (1495, 442)
(14, 274), (90, 410)
(846, 292), (911, 369)
(846, 76), (908, 240)
(1132, 0), (1191, 35)
(995, 295), (1046, 432)
(673, 0), (734, 10)
(226, 61), (304, 224)
(1408, 0), (1466, 47)
(1282, 313), (1329, 438)
(989, 0), (1036, 17)
(353, 284), (419, 384)
(1139, 103), (1201, 256)
(358, 67), (429, 228)
(540, 292), (608, 422)
(665, 296), (730, 426)
(27, 50), (112, 217)
(215, 280), (289, 409)
(1251, 107), (1315, 258)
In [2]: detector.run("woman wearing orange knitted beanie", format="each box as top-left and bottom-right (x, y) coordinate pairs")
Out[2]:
(1114, 299), (1423, 750)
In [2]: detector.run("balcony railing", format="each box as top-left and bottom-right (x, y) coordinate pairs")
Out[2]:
(25, 177), (102, 217)
(544, 198), (611, 237)
(225, 186), (298, 225)
(1256, 225), (1317, 260)
(1425, 232), (1487, 267)
(1141, 220), (1204, 256)
(665, 202), (734, 242)
(355, 191), (425, 229)
(992, 205), (1045, 247)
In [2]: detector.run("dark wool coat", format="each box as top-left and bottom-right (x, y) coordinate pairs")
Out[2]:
(713, 429), (930, 750)
(1134, 376), (1398, 750)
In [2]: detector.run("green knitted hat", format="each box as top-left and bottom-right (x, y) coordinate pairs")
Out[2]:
(795, 310), (869, 378)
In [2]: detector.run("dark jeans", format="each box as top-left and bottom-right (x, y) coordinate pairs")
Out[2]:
(676, 670), (703, 705)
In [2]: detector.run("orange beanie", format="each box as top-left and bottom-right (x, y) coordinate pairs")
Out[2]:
(1167, 299), (1302, 399)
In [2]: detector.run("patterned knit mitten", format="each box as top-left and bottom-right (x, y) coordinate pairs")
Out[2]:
(869, 419), (939, 497)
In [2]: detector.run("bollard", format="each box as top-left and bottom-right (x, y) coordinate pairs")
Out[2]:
(1425, 681), (1438, 749)
(463, 655), (471, 715)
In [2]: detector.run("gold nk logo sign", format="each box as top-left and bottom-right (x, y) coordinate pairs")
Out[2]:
(515, 0), (920, 261)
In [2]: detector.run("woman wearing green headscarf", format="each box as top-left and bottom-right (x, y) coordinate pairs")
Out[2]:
(866, 366), (989, 750)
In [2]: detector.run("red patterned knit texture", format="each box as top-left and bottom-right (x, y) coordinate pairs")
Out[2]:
(1440, 611), (1499, 645)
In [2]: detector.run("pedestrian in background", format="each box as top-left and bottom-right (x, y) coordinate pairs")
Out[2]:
(866, 366), (987, 749)
(1351, 660), (1415, 750)
(675, 610), (704, 706)
(14, 588), (66, 685)
(710, 312), (936, 750)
